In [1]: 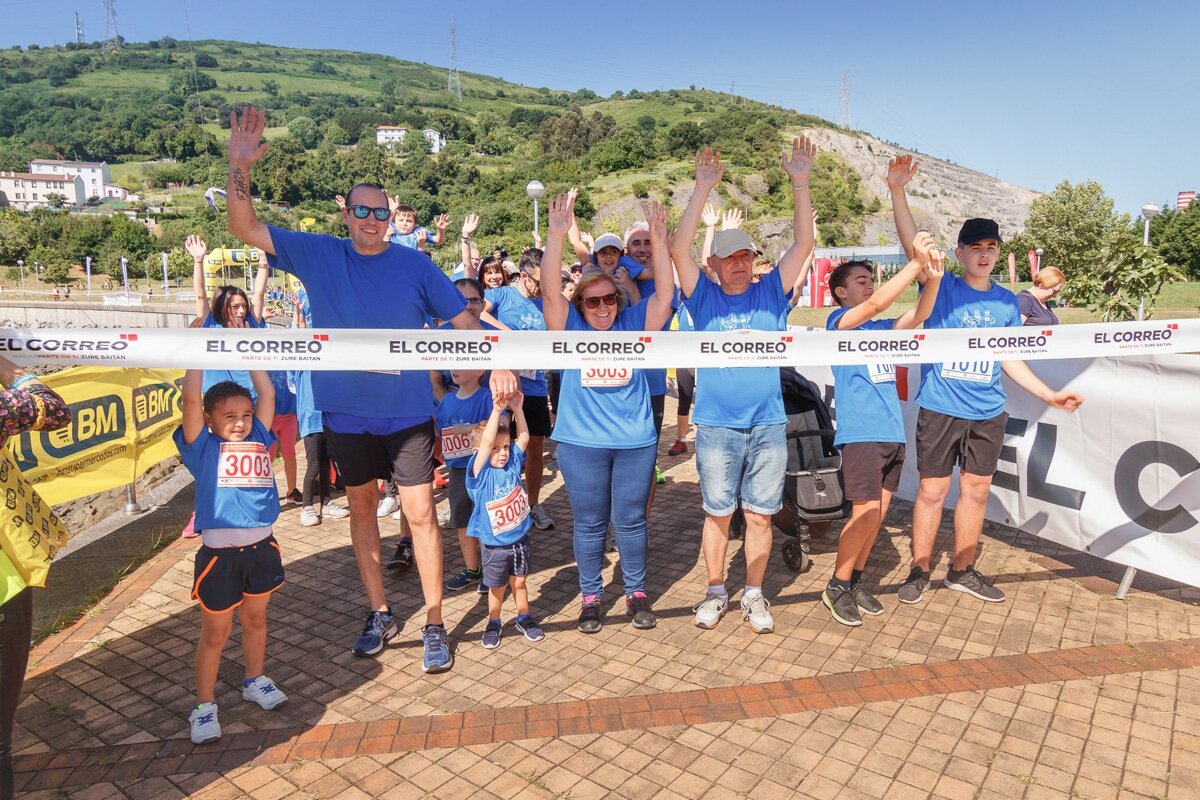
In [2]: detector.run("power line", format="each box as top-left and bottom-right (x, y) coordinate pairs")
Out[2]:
(75, 12), (85, 44)
(447, 19), (462, 101)
(102, 0), (120, 53)
(840, 73), (852, 130)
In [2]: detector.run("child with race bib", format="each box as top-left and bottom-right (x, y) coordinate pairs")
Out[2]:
(822, 233), (944, 627)
(173, 370), (287, 745)
(435, 369), (494, 593)
(467, 393), (544, 649)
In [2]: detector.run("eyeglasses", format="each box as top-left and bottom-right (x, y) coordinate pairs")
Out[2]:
(350, 205), (390, 221)
(465, 296), (484, 305)
(522, 273), (539, 287)
(582, 293), (618, 310)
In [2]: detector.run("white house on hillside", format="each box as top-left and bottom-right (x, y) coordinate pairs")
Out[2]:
(376, 125), (409, 149)
(422, 129), (446, 154)
(30, 159), (111, 200)
(0, 172), (87, 210)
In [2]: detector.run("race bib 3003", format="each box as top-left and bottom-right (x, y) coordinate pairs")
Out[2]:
(217, 442), (274, 488)
(868, 363), (896, 385)
(940, 361), (994, 384)
(485, 484), (529, 535)
(440, 427), (474, 461)
(581, 367), (632, 388)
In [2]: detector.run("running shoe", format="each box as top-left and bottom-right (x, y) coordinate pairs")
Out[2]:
(352, 610), (398, 657)
(386, 540), (414, 569)
(189, 703), (221, 744)
(446, 567), (482, 591)
(529, 504), (554, 530)
(481, 621), (502, 650)
(693, 591), (729, 629)
(605, 526), (617, 553)
(667, 439), (688, 456)
(376, 496), (399, 517)
(822, 584), (863, 627)
(655, 464), (666, 484)
(438, 509), (452, 529)
(516, 616), (545, 642)
(284, 489), (303, 506)
(852, 584), (885, 616)
(242, 675), (288, 710)
(391, 507), (405, 521)
(625, 592), (657, 630)
(322, 502), (349, 519)
(741, 594), (774, 634)
(433, 470), (448, 489)
(578, 595), (604, 634)
(299, 506), (320, 527)
(422, 624), (453, 673)
(897, 566), (930, 605)
(943, 566), (1006, 603)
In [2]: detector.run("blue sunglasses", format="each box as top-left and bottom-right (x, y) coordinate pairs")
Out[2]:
(350, 205), (390, 221)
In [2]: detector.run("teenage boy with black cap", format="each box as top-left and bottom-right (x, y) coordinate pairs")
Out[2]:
(888, 155), (1084, 605)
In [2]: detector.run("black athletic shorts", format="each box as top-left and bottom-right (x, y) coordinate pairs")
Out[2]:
(650, 393), (665, 438)
(915, 408), (1008, 478)
(324, 419), (436, 488)
(677, 368), (695, 416)
(447, 467), (473, 529)
(192, 535), (284, 614)
(840, 442), (905, 501)
(523, 395), (552, 438)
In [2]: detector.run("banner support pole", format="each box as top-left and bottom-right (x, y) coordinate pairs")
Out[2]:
(123, 483), (142, 516)
(1115, 566), (1137, 600)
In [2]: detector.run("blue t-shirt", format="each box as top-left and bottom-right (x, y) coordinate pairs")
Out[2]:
(676, 302), (694, 332)
(268, 371), (296, 416)
(485, 285), (547, 396)
(827, 308), (905, 446)
(174, 417), (280, 532)
(916, 273), (1021, 421)
(686, 272), (789, 428)
(200, 312), (266, 401)
(287, 370), (322, 438)
(434, 387), (494, 469)
(389, 226), (432, 249)
(265, 226), (468, 421)
(552, 301), (655, 450)
(466, 442), (531, 546)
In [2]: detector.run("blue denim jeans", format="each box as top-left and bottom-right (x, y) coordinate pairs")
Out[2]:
(556, 442), (657, 598)
(695, 423), (787, 516)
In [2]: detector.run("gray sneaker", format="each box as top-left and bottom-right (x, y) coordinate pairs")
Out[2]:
(740, 594), (774, 634)
(897, 566), (929, 605)
(822, 585), (862, 627)
(692, 591), (729, 629)
(529, 504), (554, 530)
(943, 566), (1006, 603)
(851, 584), (885, 616)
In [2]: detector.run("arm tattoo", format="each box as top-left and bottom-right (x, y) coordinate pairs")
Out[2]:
(230, 168), (249, 201)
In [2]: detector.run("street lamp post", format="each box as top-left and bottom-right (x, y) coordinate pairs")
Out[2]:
(1139, 203), (1160, 321)
(16, 260), (23, 295)
(1034, 248), (1043, 279)
(526, 180), (545, 238)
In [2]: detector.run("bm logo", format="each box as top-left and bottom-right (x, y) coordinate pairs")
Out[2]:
(133, 383), (181, 431)
(42, 396), (125, 457)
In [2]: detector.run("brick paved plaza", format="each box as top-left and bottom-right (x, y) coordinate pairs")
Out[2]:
(13, 397), (1200, 799)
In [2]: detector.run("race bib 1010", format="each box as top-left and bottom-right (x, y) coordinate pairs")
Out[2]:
(940, 361), (993, 384)
(581, 367), (632, 388)
(485, 484), (529, 535)
(868, 363), (896, 385)
(217, 441), (274, 488)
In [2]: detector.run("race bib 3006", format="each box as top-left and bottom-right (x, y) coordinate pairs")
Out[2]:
(485, 484), (529, 535)
(217, 442), (274, 488)
(440, 427), (474, 461)
(581, 367), (632, 388)
(940, 361), (994, 384)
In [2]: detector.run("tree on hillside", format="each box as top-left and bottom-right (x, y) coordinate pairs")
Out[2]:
(31, 245), (70, 285)
(288, 116), (320, 149)
(1148, 203), (1200, 278)
(538, 105), (616, 160)
(1021, 180), (1136, 279)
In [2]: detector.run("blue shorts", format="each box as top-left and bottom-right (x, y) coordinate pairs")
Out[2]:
(480, 535), (532, 588)
(695, 423), (787, 517)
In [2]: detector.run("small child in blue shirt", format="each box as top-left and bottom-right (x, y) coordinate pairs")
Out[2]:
(466, 392), (543, 649)
(173, 369), (287, 746)
(434, 369), (493, 593)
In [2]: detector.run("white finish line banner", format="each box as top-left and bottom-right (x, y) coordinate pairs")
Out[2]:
(1, 319), (1198, 370)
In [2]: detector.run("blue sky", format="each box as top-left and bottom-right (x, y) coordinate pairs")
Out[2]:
(8, 0), (1198, 217)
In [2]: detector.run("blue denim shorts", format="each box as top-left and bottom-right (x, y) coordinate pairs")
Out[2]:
(695, 423), (787, 516)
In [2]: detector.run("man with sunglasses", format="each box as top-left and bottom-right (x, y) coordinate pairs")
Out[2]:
(481, 248), (555, 532)
(225, 107), (518, 674)
(669, 141), (816, 635)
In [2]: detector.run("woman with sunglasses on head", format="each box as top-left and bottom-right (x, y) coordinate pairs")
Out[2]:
(1017, 266), (1065, 326)
(541, 191), (676, 633)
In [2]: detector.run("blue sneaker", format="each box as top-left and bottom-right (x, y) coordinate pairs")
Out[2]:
(481, 621), (502, 650)
(446, 567), (482, 591)
(422, 624), (453, 673)
(515, 616), (544, 642)
(352, 610), (398, 657)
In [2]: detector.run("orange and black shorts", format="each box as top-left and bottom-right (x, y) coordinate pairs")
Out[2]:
(192, 535), (285, 614)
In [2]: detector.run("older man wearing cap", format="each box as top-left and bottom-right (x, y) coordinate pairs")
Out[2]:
(669, 141), (816, 634)
(888, 156), (1084, 606)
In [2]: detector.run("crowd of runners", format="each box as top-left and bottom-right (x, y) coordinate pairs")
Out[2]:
(173, 106), (1084, 745)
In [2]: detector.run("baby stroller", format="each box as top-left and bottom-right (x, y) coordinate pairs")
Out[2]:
(726, 368), (851, 572)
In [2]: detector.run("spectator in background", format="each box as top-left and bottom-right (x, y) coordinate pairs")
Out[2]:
(1018, 267), (1065, 326)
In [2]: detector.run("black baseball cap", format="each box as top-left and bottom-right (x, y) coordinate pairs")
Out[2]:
(958, 218), (1002, 245)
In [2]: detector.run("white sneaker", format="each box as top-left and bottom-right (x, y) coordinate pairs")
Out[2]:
(741, 593), (775, 634)
(299, 506), (320, 527)
(189, 702), (221, 744)
(242, 675), (288, 710)
(692, 591), (729, 629)
(438, 509), (452, 529)
(529, 504), (554, 530)
(391, 507), (405, 520)
(322, 502), (349, 519)
(376, 496), (399, 517)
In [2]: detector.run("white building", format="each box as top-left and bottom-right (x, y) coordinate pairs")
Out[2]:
(0, 172), (87, 210)
(103, 184), (129, 200)
(29, 159), (111, 200)
(375, 125), (409, 149)
(422, 129), (446, 154)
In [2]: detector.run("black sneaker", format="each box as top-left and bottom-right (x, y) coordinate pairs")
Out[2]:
(851, 584), (885, 616)
(386, 541), (414, 570)
(477, 579), (489, 595)
(822, 584), (862, 627)
(446, 567), (482, 591)
(943, 565), (1006, 603)
(625, 592), (656, 630)
(284, 489), (303, 505)
(578, 596), (603, 634)
(897, 566), (929, 605)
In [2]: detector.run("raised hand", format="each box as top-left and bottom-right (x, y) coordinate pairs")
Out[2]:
(701, 203), (719, 228)
(184, 235), (208, 260)
(911, 232), (935, 266)
(507, 391), (524, 412)
(334, 194), (346, 212)
(614, 266), (635, 291)
(548, 192), (576, 237)
(642, 200), (668, 242)
(385, 191), (399, 215)
(812, 210), (819, 239)
(532, 229), (543, 249)
(416, 228), (429, 245)
(580, 230), (595, 250)
(228, 107), (270, 170)
(720, 208), (743, 231)
(434, 213), (451, 232)
(694, 148), (725, 191)
(461, 213), (480, 238)
(926, 245), (946, 280)
(781, 137), (816, 185)
(887, 155), (919, 189)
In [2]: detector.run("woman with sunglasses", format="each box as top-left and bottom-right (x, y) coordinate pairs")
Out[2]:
(541, 191), (676, 633)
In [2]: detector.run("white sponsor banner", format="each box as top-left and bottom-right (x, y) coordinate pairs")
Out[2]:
(0, 319), (1197, 371)
(801, 355), (1200, 588)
